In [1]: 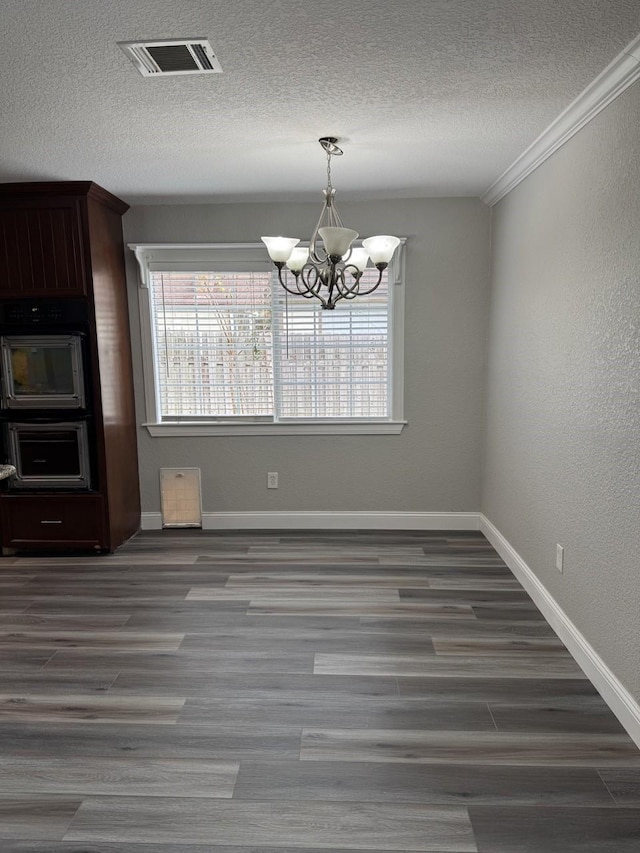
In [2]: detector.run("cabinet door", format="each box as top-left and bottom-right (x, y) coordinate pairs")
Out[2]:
(0, 494), (106, 549)
(0, 198), (88, 297)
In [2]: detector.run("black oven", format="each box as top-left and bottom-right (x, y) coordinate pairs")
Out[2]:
(1, 334), (86, 409)
(0, 299), (95, 492)
(5, 420), (91, 489)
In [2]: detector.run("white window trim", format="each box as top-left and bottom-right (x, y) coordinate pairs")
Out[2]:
(130, 242), (406, 437)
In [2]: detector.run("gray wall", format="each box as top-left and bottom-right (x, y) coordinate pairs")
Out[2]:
(123, 198), (491, 515)
(482, 82), (640, 699)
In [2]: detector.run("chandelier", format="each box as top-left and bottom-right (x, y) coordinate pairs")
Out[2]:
(262, 137), (400, 310)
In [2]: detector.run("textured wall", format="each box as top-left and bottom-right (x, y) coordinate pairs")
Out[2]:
(123, 197), (490, 516)
(482, 83), (640, 699)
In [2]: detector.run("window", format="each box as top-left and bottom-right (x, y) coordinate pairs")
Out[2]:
(131, 243), (406, 435)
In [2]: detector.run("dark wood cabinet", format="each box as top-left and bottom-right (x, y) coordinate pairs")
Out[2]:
(0, 192), (88, 297)
(0, 182), (140, 552)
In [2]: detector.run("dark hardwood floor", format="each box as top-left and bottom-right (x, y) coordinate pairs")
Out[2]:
(0, 529), (638, 851)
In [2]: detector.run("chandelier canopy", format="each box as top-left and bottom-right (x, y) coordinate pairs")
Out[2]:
(262, 138), (400, 310)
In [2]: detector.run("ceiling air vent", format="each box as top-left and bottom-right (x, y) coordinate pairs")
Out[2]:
(118, 39), (222, 76)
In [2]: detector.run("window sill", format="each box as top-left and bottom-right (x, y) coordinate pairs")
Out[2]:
(144, 420), (407, 437)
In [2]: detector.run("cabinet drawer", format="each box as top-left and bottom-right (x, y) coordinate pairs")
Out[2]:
(1, 494), (106, 549)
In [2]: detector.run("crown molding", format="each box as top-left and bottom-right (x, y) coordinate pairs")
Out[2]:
(482, 32), (640, 206)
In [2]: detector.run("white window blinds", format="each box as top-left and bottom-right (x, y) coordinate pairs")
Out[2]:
(149, 271), (274, 418)
(145, 250), (397, 424)
(271, 269), (389, 419)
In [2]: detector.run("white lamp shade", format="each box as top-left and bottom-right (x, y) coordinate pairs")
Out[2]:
(343, 247), (369, 274)
(286, 247), (309, 272)
(319, 227), (358, 257)
(362, 235), (400, 264)
(261, 236), (299, 263)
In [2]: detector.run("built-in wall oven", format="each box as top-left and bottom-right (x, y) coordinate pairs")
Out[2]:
(0, 300), (95, 492)
(5, 421), (91, 489)
(1, 334), (86, 410)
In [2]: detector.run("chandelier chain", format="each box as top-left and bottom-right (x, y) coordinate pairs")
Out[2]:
(326, 150), (333, 194)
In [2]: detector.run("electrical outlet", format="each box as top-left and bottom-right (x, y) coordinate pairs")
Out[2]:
(267, 471), (278, 489)
(556, 544), (564, 573)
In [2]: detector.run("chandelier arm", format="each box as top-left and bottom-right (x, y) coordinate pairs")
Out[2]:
(300, 264), (325, 294)
(300, 264), (328, 307)
(298, 264), (323, 299)
(327, 290), (352, 307)
(326, 278), (359, 307)
(332, 264), (348, 304)
(276, 267), (318, 299)
(334, 265), (365, 298)
(342, 266), (386, 299)
(321, 260), (336, 308)
(325, 264), (360, 308)
(356, 266), (385, 296)
(327, 201), (344, 229)
(309, 202), (329, 265)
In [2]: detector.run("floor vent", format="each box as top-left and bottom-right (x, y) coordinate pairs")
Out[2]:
(118, 39), (222, 77)
(160, 468), (202, 528)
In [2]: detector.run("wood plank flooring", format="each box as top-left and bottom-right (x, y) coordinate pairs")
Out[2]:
(0, 529), (638, 852)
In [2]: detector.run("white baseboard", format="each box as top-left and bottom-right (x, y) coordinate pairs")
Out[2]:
(480, 514), (640, 750)
(141, 510), (481, 532)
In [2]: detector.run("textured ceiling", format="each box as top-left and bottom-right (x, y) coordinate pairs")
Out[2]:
(1, 0), (639, 204)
